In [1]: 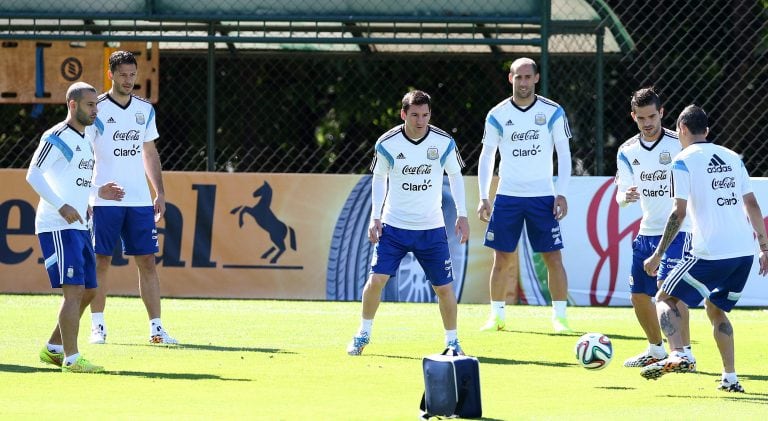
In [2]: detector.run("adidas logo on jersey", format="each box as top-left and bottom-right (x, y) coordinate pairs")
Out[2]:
(107, 117), (116, 123)
(707, 154), (731, 173)
(396, 153), (406, 159)
(632, 159), (640, 166)
(505, 120), (514, 126)
(76, 145), (81, 151)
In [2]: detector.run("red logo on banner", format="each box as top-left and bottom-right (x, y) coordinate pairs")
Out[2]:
(587, 179), (641, 305)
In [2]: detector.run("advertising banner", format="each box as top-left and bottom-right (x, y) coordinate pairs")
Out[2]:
(1, 169), (766, 307)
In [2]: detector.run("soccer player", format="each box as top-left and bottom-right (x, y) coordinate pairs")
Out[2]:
(346, 90), (470, 356)
(615, 88), (695, 368)
(28, 82), (125, 373)
(641, 105), (768, 393)
(89, 50), (177, 345)
(477, 57), (573, 333)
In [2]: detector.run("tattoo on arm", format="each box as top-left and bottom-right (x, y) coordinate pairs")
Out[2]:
(717, 321), (733, 337)
(657, 213), (682, 256)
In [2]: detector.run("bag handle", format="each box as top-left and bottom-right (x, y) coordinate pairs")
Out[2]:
(441, 346), (460, 356)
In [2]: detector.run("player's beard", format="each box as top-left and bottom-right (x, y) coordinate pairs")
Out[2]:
(76, 108), (95, 127)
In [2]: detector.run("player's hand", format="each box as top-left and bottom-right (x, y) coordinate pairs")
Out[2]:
(476, 199), (492, 223)
(455, 216), (470, 244)
(643, 253), (661, 277)
(154, 193), (166, 223)
(625, 186), (640, 203)
(98, 181), (125, 201)
(759, 251), (768, 276)
(58, 204), (84, 225)
(553, 195), (568, 220)
(368, 219), (383, 244)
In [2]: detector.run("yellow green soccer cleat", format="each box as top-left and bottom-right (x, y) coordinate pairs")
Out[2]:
(479, 316), (505, 332)
(39, 347), (63, 368)
(61, 356), (104, 373)
(552, 316), (574, 334)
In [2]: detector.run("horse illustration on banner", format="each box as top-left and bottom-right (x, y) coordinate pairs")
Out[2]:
(231, 181), (297, 264)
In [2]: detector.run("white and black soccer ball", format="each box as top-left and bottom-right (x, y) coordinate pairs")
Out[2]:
(574, 332), (613, 370)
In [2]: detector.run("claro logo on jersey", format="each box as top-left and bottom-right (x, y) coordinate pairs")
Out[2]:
(402, 179), (433, 191)
(402, 164), (432, 175)
(639, 170), (667, 181)
(512, 144), (542, 157)
(642, 184), (669, 198)
(76, 177), (92, 187)
(509, 129), (539, 142)
(717, 192), (739, 206)
(114, 144), (142, 157)
(113, 130), (141, 141)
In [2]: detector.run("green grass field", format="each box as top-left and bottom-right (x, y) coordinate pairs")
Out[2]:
(1, 294), (767, 420)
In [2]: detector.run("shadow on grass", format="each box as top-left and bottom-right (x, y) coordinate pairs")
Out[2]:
(595, 386), (636, 390)
(113, 342), (295, 354)
(663, 392), (768, 404)
(503, 329), (646, 341)
(369, 354), (573, 368)
(0, 363), (250, 381)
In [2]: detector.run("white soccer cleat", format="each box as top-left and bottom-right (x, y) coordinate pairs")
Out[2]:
(346, 332), (370, 356)
(150, 330), (179, 345)
(89, 325), (107, 344)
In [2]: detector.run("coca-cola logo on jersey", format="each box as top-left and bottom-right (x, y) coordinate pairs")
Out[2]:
(639, 170), (666, 181)
(113, 130), (140, 141)
(77, 158), (94, 170)
(509, 129), (539, 142)
(711, 176), (735, 190)
(402, 164), (432, 175)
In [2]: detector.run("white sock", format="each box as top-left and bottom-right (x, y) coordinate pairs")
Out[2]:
(47, 343), (64, 354)
(445, 329), (458, 344)
(649, 342), (666, 358)
(359, 319), (373, 335)
(491, 301), (505, 319)
(150, 318), (163, 336)
(64, 353), (80, 366)
(552, 301), (567, 319)
(722, 372), (738, 384)
(91, 312), (105, 331)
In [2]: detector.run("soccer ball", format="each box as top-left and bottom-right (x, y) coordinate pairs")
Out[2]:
(574, 333), (613, 370)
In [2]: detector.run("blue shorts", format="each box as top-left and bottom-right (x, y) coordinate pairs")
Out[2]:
(92, 206), (159, 256)
(38, 229), (97, 289)
(660, 255), (754, 311)
(630, 232), (692, 296)
(484, 195), (563, 253)
(371, 224), (453, 286)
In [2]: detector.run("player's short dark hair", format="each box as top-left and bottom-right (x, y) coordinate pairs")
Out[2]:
(676, 105), (708, 135)
(510, 57), (538, 75)
(402, 90), (431, 112)
(109, 50), (138, 72)
(630, 87), (661, 111)
(65, 82), (97, 102)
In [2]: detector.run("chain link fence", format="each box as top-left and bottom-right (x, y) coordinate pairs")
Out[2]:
(1, 0), (767, 177)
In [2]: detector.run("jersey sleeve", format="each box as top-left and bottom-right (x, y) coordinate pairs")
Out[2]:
(670, 159), (690, 201)
(370, 141), (392, 175)
(481, 111), (503, 147)
(550, 106), (572, 144)
(144, 105), (160, 142)
(441, 138), (465, 175)
(614, 149), (634, 190)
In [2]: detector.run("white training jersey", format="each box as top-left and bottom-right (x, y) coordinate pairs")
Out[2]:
(91, 93), (159, 207)
(615, 128), (692, 235)
(482, 95), (571, 197)
(371, 124), (465, 230)
(671, 142), (755, 259)
(29, 122), (96, 233)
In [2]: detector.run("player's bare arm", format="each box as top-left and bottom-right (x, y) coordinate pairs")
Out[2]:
(98, 181), (125, 201)
(58, 204), (83, 224)
(368, 219), (383, 244)
(455, 216), (470, 244)
(553, 195), (568, 220)
(476, 199), (491, 222)
(142, 140), (166, 221)
(743, 192), (768, 276)
(644, 199), (685, 276)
